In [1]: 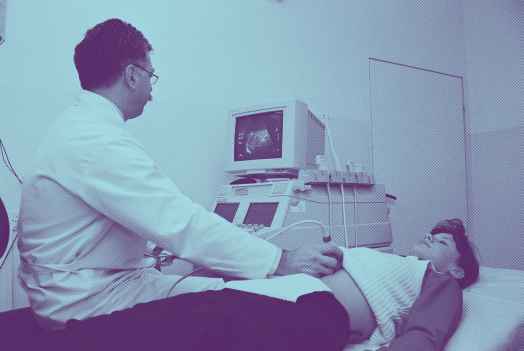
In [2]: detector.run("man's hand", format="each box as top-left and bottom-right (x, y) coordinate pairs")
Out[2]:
(274, 243), (343, 277)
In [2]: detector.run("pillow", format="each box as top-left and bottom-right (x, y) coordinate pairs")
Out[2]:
(444, 292), (524, 350)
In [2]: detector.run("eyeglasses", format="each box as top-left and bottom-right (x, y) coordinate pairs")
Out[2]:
(133, 63), (159, 85)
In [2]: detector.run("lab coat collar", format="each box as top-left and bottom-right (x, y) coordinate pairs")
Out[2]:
(77, 89), (126, 125)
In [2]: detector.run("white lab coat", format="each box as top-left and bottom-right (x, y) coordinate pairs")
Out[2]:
(17, 90), (281, 329)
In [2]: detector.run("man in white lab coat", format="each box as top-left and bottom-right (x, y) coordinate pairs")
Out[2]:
(17, 18), (344, 350)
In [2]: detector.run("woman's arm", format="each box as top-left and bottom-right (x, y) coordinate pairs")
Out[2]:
(386, 269), (463, 351)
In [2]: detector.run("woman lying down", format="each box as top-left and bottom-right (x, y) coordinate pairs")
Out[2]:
(221, 218), (480, 351)
(61, 218), (479, 351)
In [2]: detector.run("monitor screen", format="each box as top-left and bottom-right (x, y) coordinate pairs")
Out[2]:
(234, 111), (283, 162)
(243, 202), (279, 227)
(214, 203), (239, 222)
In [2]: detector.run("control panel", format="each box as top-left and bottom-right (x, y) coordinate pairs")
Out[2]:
(212, 179), (392, 250)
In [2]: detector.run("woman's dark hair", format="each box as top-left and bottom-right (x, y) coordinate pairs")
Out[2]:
(74, 18), (152, 90)
(431, 218), (480, 289)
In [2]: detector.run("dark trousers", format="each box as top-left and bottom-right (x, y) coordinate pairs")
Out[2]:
(45, 289), (350, 351)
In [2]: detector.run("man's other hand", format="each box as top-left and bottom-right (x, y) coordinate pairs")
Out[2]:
(274, 243), (343, 277)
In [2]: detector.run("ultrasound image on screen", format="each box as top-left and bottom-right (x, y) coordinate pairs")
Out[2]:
(243, 202), (279, 227)
(214, 203), (239, 222)
(234, 111), (283, 161)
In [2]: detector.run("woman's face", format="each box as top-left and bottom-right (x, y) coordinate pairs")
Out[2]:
(411, 233), (461, 273)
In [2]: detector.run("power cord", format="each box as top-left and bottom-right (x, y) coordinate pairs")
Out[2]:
(322, 114), (342, 172)
(0, 139), (23, 184)
(340, 183), (348, 247)
(0, 138), (22, 270)
(166, 266), (207, 298)
(144, 247), (210, 298)
(326, 176), (333, 242)
(144, 250), (179, 270)
(263, 219), (329, 242)
(353, 187), (359, 248)
(0, 216), (18, 270)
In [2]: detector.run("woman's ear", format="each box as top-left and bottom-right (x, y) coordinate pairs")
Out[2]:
(448, 263), (464, 279)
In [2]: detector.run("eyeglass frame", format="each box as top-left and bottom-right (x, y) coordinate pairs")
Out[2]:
(132, 63), (159, 85)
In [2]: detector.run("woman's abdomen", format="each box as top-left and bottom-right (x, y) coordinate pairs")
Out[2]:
(321, 269), (376, 343)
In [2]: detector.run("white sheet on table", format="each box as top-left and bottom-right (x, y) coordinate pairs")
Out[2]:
(225, 273), (332, 302)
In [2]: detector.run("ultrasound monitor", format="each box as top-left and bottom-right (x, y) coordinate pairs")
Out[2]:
(227, 100), (325, 175)
(213, 202), (239, 222)
(242, 202), (279, 227)
(234, 111), (283, 162)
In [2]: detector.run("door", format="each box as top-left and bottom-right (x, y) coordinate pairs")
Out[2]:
(369, 59), (468, 255)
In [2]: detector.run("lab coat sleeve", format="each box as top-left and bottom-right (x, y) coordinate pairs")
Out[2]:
(73, 132), (281, 279)
(387, 269), (463, 351)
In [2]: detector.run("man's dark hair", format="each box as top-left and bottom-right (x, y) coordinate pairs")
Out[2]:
(74, 18), (152, 90)
(431, 218), (480, 289)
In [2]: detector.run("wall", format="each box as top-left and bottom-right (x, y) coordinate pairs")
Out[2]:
(0, 0), (468, 219)
(1, 0), (472, 310)
(133, 0), (467, 203)
(462, 0), (523, 269)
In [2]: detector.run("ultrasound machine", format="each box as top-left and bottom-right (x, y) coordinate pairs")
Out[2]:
(212, 100), (392, 251)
